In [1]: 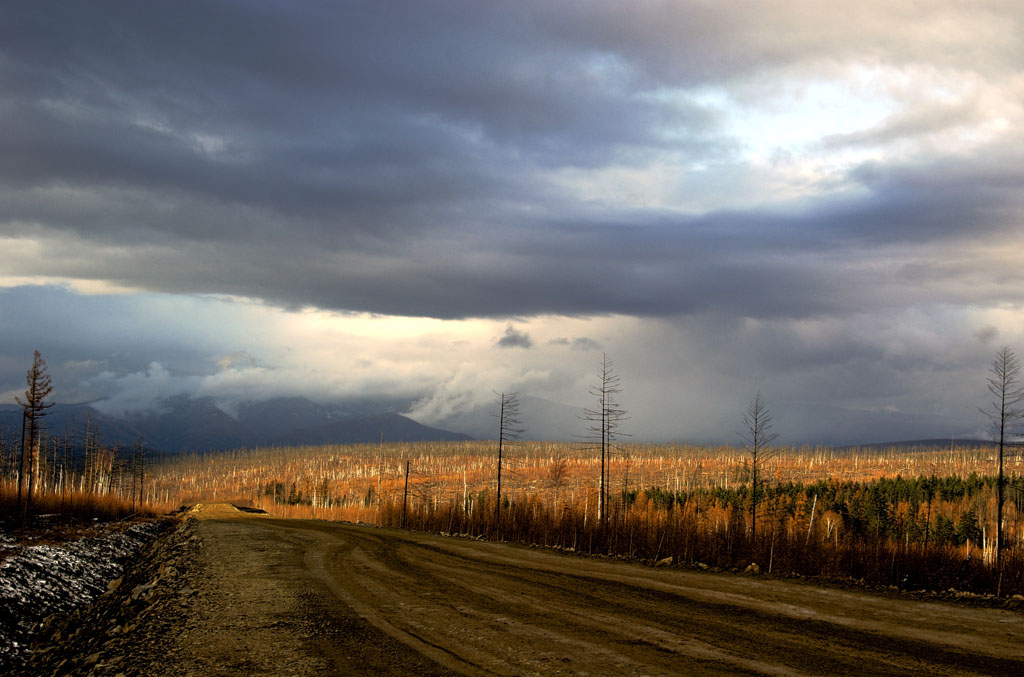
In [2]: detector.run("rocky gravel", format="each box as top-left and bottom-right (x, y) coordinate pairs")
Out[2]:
(0, 518), (169, 673)
(4, 516), (199, 676)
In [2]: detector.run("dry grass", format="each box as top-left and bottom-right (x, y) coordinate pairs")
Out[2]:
(144, 440), (1024, 595)
(146, 439), (1022, 513)
(0, 482), (158, 527)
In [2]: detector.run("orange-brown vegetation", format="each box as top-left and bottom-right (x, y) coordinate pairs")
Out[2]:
(0, 482), (156, 525)
(0, 430), (157, 525)
(148, 440), (1024, 594)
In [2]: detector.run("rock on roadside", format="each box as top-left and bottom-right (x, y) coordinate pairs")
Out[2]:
(6, 517), (202, 676)
(0, 519), (169, 672)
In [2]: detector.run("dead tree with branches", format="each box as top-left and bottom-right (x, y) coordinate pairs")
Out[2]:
(739, 391), (779, 551)
(15, 350), (54, 523)
(581, 354), (628, 525)
(980, 346), (1024, 569)
(494, 391), (524, 523)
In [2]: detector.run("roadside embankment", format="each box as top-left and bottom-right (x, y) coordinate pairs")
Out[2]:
(1, 518), (169, 672)
(2, 515), (203, 676)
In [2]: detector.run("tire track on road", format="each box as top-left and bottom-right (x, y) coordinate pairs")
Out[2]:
(247, 517), (1024, 676)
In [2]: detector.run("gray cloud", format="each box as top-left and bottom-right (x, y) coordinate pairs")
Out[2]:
(0, 286), (251, 403)
(497, 325), (533, 349)
(975, 325), (999, 345)
(2, 2), (1023, 322)
(548, 336), (602, 351)
(88, 362), (201, 417)
(7, 152), (1024, 321)
(0, 285), (1013, 445)
(3, 3), (1024, 444)
(821, 101), (984, 151)
(570, 338), (603, 351)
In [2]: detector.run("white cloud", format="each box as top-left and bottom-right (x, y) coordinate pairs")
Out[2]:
(89, 362), (200, 416)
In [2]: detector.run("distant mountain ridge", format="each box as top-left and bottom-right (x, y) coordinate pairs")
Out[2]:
(0, 395), (993, 453)
(0, 396), (471, 454)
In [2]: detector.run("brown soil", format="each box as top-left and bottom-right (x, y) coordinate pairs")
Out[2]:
(31, 503), (1024, 675)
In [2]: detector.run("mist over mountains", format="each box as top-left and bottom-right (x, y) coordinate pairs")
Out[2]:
(0, 382), (997, 454)
(0, 391), (997, 453)
(0, 396), (471, 454)
(414, 395), (583, 442)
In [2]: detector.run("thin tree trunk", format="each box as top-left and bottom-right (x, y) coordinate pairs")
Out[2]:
(497, 397), (504, 522)
(805, 494), (818, 546)
(16, 410), (26, 523)
(401, 460), (410, 529)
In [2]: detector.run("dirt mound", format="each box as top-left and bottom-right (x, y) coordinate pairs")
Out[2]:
(187, 503), (266, 519)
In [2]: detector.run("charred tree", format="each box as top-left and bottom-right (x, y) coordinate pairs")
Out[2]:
(980, 346), (1024, 570)
(739, 391), (779, 551)
(401, 459), (410, 529)
(581, 354), (628, 525)
(131, 441), (147, 510)
(15, 351), (54, 523)
(494, 391), (524, 523)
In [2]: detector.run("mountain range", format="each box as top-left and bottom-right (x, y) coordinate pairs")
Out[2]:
(0, 396), (472, 454)
(0, 394), (996, 455)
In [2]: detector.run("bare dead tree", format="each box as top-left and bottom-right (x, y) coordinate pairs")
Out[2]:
(131, 441), (147, 510)
(494, 391), (524, 523)
(548, 454), (569, 511)
(979, 346), (1024, 569)
(0, 426), (11, 481)
(739, 391), (779, 550)
(401, 459), (410, 529)
(377, 431), (384, 512)
(15, 350), (54, 523)
(580, 354), (629, 524)
(82, 414), (101, 493)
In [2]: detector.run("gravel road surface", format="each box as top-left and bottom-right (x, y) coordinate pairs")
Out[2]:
(140, 504), (1024, 676)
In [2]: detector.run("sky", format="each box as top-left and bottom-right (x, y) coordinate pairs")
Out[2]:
(2, 1), (1023, 445)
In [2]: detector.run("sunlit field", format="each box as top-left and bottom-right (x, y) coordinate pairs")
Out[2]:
(146, 440), (1024, 595)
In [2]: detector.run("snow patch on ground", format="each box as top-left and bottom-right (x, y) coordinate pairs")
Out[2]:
(0, 521), (165, 668)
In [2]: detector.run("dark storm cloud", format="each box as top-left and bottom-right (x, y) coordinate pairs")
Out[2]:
(9, 145), (1023, 322)
(2, 1), (1023, 322)
(0, 286), (230, 401)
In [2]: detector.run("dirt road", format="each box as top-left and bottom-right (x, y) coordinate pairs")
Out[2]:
(160, 505), (1023, 675)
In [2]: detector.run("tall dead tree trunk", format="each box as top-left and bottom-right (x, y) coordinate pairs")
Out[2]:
(401, 460), (410, 529)
(494, 391), (523, 524)
(739, 391), (779, 554)
(16, 409), (27, 521)
(581, 354), (628, 526)
(15, 350), (53, 525)
(980, 346), (1023, 570)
